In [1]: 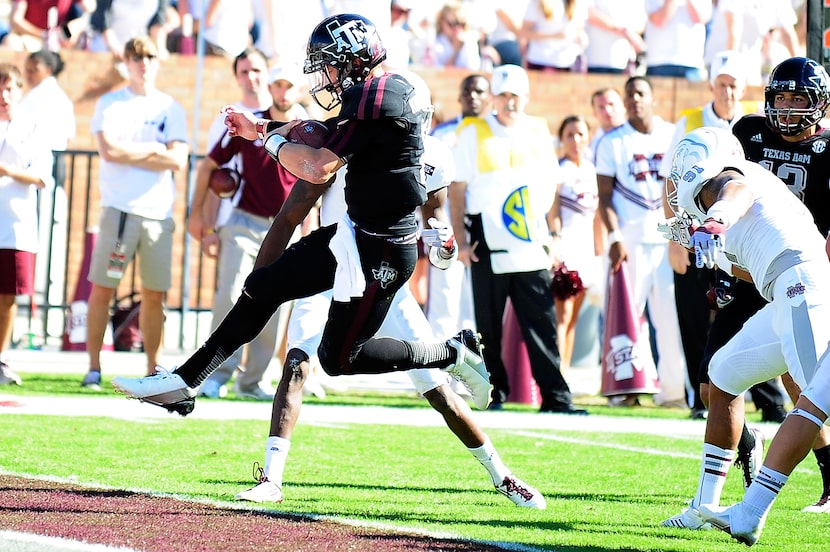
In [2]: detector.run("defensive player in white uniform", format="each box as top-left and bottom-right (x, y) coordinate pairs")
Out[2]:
(663, 127), (830, 546)
(234, 71), (545, 509)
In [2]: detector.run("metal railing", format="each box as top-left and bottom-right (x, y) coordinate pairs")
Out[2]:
(19, 149), (216, 351)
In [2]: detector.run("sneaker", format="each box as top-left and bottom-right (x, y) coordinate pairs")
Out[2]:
(735, 428), (765, 489)
(197, 379), (227, 399)
(80, 370), (101, 390)
(0, 361), (22, 386)
(112, 367), (196, 416)
(661, 507), (712, 530)
(495, 475), (546, 509)
(235, 462), (283, 503)
(443, 330), (492, 410)
(699, 503), (765, 546)
(233, 381), (275, 401)
(802, 492), (830, 513)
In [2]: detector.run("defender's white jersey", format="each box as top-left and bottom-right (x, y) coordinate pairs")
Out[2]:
(718, 161), (826, 301)
(594, 117), (675, 244)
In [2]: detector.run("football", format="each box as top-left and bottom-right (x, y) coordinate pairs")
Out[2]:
(287, 120), (330, 148)
(208, 167), (240, 199)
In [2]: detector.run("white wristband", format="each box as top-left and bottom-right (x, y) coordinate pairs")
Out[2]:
(607, 229), (623, 244)
(263, 133), (288, 161)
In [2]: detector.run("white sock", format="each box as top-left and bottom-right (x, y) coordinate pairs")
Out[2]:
(744, 467), (788, 517)
(264, 436), (291, 486)
(468, 438), (510, 486)
(692, 443), (735, 509)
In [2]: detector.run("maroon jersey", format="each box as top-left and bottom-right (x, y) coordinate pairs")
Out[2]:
(209, 110), (296, 218)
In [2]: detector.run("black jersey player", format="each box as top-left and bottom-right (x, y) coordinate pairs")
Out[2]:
(723, 57), (830, 513)
(111, 14), (492, 415)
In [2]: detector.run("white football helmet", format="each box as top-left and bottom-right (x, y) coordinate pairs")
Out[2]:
(392, 69), (434, 136)
(667, 126), (745, 222)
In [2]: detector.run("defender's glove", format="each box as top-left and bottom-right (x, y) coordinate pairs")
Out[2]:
(657, 217), (695, 249)
(691, 218), (726, 269)
(422, 217), (457, 270)
(706, 272), (735, 310)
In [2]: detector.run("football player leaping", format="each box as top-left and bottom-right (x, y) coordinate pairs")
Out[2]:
(111, 14), (491, 416)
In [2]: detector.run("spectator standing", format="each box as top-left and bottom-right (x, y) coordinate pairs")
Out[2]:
(549, 114), (602, 376)
(81, 37), (188, 389)
(199, 0), (253, 59)
(487, 0), (529, 67)
(588, 86), (625, 160)
(520, 0), (588, 72)
(704, 0), (798, 86)
(594, 76), (687, 408)
(19, 49), (75, 188)
(194, 63), (307, 401)
(88, 0), (171, 60)
(643, 0), (711, 81)
(188, 47), (271, 258)
(585, 0), (646, 74)
(428, 73), (490, 340)
(433, 1), (482, 70)
(450, 64), (586, 414)
(3, 0), (95, 51)
(0, 62), (54, 386)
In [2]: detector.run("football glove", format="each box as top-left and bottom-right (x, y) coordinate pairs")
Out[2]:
(691, 218), (726, 269)
(421, 217), (454, 248)
(422, 218), (458, 270)
(706, 271), (735, 310)
(657, 217), (695, 249)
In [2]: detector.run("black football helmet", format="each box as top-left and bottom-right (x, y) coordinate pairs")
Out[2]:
(764, 57), (830, 136)
(304, 14), (387, 111)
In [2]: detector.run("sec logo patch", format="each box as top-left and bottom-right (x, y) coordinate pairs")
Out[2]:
(501, 186), (534, 242)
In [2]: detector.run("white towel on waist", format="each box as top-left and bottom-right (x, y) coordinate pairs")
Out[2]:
(328, 214), (366, 301)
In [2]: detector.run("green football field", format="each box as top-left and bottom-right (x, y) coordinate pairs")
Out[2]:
(1, 371), (828, 551)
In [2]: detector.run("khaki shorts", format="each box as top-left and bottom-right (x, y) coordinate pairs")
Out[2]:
(88, 207), (175, 291)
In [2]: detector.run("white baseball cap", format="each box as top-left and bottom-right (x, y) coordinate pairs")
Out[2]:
(268, 63), (304, 86)
(709, 51), (745, 86)
(490, 64), (529, 97)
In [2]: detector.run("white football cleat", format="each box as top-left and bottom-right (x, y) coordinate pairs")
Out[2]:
(802, 492), (830, 513)
(699, 503), (765, 546)
(235, 462), (283, 503)
(235, 480), (283, 503)
(112, 368), (196, 416)
(495, 475), (546, 509)
(444, 329), (492, 410)
(661, 507), (712, 530)
(0, 362), (22, 386)
(735, 428), (765, 489)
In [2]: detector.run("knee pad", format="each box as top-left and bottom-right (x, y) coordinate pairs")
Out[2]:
(285, 348), (310, 377)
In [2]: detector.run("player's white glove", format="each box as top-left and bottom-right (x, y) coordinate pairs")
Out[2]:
(657, 217), (695, 249)
(691, 218), (726, 269)
(422, 217), (457, 270)
(421, 217), (453, 247)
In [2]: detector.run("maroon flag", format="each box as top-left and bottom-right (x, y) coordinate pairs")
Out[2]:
(601, 261), (660, 396)
(62, 228), (113, 352)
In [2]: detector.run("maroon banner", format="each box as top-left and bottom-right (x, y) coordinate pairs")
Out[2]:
(600, 261), (660, 396)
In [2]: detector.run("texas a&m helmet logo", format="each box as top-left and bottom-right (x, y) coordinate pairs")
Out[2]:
(322, 18), (370, 62)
